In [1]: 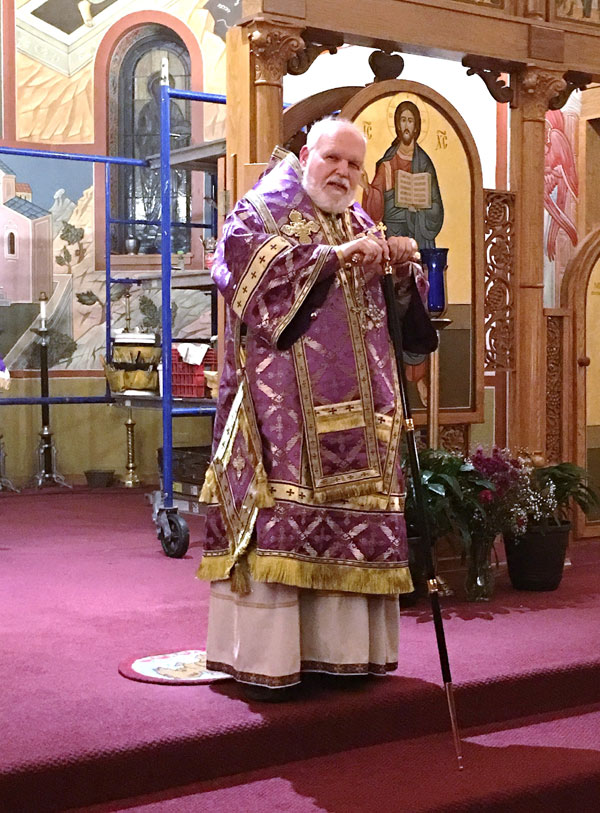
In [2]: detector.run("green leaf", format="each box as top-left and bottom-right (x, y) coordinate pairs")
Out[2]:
(76, 291), (100, 306)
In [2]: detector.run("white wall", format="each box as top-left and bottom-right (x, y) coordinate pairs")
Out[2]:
(284, 47), (497, 189)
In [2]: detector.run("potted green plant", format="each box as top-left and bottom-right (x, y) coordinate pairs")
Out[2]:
(404, 447), (496, 601)
(403, 447), (463, 603)
(503, 460), (600, 591)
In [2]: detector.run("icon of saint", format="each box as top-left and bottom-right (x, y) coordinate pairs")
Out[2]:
(363, 100), (444, 250)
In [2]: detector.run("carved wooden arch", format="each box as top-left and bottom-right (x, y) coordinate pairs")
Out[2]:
(341, 79), (485, 426)
(560, 226), (600, 537)
(282, 86), (363, 149)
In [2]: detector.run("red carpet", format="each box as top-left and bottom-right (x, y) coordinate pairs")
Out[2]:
(69, 705), (600, 812)
(1, 489), (599, 811)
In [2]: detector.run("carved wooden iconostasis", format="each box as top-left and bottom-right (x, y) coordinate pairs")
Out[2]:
(222, 0), (600, 540)
(4, 0), (600, 516)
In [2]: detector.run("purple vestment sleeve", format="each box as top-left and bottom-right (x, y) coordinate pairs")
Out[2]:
(211, 200), (341, 347)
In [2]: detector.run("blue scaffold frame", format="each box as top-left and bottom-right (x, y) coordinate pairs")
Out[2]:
(0, 88), (227, 542)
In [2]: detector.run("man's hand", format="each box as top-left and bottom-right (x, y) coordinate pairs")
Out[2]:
(338, 235), (389, 267)
(388, 236), (420, 268)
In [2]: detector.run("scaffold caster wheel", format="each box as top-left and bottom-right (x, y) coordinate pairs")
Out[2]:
(157, 511), (189, 558)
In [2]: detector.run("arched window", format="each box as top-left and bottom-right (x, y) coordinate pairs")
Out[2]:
(110, 25), (192, 254)
(7, 231), (16, 257)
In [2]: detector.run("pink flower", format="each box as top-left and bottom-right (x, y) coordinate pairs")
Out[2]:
(478, 489), (494, 504)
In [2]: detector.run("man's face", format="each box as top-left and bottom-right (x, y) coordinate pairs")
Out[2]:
(399, 111), (416, 146)
(300, 128), (365, 214)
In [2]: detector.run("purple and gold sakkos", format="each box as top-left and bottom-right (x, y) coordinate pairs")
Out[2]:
(197, 119), (425, 693)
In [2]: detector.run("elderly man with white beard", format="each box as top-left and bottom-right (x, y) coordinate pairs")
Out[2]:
(197, 117), (424, 700)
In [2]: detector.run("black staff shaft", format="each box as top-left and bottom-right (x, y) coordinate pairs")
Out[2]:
(381, 270), (463, 769)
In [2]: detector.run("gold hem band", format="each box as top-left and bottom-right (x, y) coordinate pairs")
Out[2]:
(197, 551), (413, 595)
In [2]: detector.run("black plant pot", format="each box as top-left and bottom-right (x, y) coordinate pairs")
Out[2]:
(504, 522), (571, 591)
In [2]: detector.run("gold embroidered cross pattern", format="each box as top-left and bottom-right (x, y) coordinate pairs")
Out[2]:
(281, 210), (319, 244)
(232, 453), (246, 479)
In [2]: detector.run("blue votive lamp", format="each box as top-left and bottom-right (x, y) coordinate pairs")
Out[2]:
(420, 248), (449, 317)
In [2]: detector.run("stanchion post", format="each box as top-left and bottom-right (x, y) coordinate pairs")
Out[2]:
(28, 292), (71, 489)
(122, 405), (140, 487)
(0, 432), (19, 492)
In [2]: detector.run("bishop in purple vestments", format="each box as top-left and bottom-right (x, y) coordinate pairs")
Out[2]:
(198, 118), (425, 699)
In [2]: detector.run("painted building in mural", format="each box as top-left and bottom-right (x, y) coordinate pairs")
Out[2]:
(0, 159), (53, 305)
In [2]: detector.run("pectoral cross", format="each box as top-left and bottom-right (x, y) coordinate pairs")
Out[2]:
(281, 210), (320, 244)
(355, 222), (393, 274)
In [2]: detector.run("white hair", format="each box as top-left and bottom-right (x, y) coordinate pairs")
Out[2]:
(305, 116), (366, 151)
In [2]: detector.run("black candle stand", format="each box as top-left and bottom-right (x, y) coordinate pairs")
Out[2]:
(27, 301), (71, 489)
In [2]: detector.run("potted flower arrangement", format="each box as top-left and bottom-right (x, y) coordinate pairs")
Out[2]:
(503, 460), (600, 591)
(464, 447), (535, 600)
(404, 446), (599, 599)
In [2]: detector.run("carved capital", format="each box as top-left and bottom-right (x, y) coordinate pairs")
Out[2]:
(248, 22), (304, 87)
(517, 68), (567, 120)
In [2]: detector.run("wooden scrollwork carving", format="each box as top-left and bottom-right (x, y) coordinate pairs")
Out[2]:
(546, 316), (563, 463)
(484, 191), (515, 371)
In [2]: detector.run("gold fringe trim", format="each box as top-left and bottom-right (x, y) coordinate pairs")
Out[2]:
(248, 550), (413, 596)
(312, 478), (384, 505)
(196, 552), (235, 582)
(199, 465), (217, 503)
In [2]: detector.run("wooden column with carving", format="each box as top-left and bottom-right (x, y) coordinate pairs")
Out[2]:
(225, 21), (303, 200)
(509, 67), (566, 456)
(249, 22), (304, 164)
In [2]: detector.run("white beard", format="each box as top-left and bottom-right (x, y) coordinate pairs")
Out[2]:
(302, 174), (355, 215)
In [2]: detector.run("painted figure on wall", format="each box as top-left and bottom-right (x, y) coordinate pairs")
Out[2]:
(544, 109), (578, 262)
(362, 101), (444, 249)
(77, 1), (107, 27)
(134, 70), (191, 253)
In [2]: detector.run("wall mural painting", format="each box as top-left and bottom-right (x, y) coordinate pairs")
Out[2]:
(31, 0), (118, 34)
(354, 92), (473, 411)
(543, 96), (580, 306)
(453, 0), (506, 9)
(3, 2), (228, 371)
(15, 1), (231, 144)
(0, 159), (212, 372)
(0, 155), (91, 369)
(555, 0), (600, 25)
